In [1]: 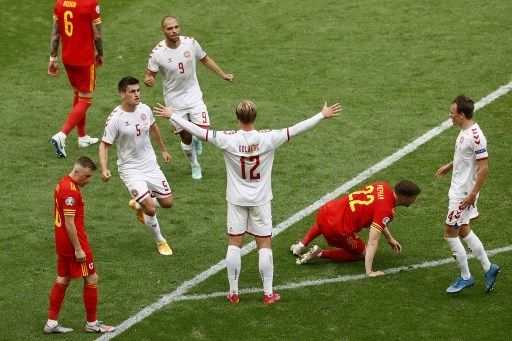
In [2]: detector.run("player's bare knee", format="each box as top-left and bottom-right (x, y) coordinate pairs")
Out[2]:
(159, 196), (174, 208)
(56, 276), (71, 285)
(85, 272), (98, 285)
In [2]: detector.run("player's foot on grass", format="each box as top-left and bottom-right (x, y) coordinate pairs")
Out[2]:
(194, 139), (203, 156)
(85, 321), (115, 333)
(484, 263), (500, 293)
(227, 292), (240, 304)
(78, 135), (99, 148)
(263, 292), (281, 305)
(296, 245), (321, 265)
(191, 164), (202, 180)
(128, 199), (145, 224)
(44, 323), (73, 334)
(51, 132), (67, 158)
(290, 242), (305, 256)
(446, 276), (475, 293)
(157, 240), (173, 255)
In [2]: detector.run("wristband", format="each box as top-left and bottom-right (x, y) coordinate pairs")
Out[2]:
(50, 56), (58, 62)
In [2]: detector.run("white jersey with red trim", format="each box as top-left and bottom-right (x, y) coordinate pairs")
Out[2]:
(102, 103), (159, 173)
(207, 129), (290, 206)
(147, 37), (206, 111)
(449, 122), (489, 198)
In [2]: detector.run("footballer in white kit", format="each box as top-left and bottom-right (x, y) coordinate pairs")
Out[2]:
(436, 94), (499, 294)
(102, 103), (171, 202)
(144, 16), (234, 180)
(99, 76), (174, 256)
(445, 123), (488, 227)
(154, 100), (341, 303)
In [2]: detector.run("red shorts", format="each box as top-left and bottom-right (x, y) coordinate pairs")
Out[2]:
(64, 63), (96, 93)
(317, 210), (366, 255)
(57, 252), (96, 279)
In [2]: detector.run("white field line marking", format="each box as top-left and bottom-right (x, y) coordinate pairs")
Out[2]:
(179, 245), (511, 302)
(98, 80), (512, 340)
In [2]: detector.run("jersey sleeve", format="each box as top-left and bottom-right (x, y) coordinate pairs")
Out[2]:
(267, 129), (289, 149)
(371, 209), (394, 233)
(90, 0), (101, 25)
(147, 44), (162, 73)
(58, 185), (81, 217)
(471, 128), (488, 160)
(194, 40), (207, 60)
(102, 111), (119, 145)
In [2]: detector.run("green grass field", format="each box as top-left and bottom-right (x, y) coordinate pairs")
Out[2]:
(1, 0), (511, 340)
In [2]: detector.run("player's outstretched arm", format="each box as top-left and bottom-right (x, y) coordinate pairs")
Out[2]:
(153, 104), (207, 140)
(288, 101), (342, 138)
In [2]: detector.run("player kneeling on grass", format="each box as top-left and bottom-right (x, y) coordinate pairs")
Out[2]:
(154, 100), (341, 304)
(44, 156), (114, 334)
(291, 180), (420, 277)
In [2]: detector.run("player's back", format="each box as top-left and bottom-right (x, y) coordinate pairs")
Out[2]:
(212, 129), (288, 206)
(53, 0), (101, 66)
(323, 182), (395, 234)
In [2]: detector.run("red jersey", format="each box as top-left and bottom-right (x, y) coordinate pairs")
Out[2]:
(53, 175), (91, 256)
(53, 0), (101, 66)
(319, 182), (396, 235)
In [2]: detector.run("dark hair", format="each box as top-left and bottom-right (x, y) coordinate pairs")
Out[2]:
(394, 180), (420, 197)
(75, 156), (97, 171)
(452, 94), (474, 119)
(118, 76), (139, 93)
(236, 100), (257, 124)
(161, 15), (178, 28)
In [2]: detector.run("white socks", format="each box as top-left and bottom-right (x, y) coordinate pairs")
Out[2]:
(445, 237), (471, 279)
(226, 245), (241, 294)
(259, 248), (274, 295)
(181, 141), (198, 166)
(462, 231), (491, 272)
(144, 214), (165, 243)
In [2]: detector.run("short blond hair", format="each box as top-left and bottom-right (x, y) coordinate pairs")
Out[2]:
(236, 100), (257, 124)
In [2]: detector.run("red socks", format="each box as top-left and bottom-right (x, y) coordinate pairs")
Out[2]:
(48, 281), (69, 320)
(61, 97), (92, 135)
(83, 282), (98, 322)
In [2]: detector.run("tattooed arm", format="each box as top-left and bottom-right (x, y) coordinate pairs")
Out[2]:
(48, 19), (60, 76)
(93, 24), (104, 66)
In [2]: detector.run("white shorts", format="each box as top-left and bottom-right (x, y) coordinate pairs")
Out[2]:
(445, 197), (479, 228)
(120, 167), (172, 202)
(226, 201), (272, 237)
(170, 104), (210, 134)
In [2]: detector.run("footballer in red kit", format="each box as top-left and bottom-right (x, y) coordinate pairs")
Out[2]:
(44, 156), (114, 334)
(49, 0), (104, 158)
(292, 180), (420, 277)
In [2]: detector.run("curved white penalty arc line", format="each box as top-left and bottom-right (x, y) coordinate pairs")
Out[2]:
(97, 80), (512, 341)
(179, 244), (511, 302)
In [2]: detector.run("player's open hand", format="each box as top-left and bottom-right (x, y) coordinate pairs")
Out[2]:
(153, 103), (173, 119)
(388, 238), (402, 253)
(321, 101), (342, 118)
(48, 61), (59, 76)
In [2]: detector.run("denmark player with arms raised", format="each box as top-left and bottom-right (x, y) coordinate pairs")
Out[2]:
(436, 95), (500, 293)
(291, 180), (420, 277)
(49, 0), (104, 157)
(155, 100), (341, 304)
(145, 16), (234, 180)
(99, 77), (174, 256)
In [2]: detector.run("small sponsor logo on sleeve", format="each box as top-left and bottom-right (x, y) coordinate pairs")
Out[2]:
(65, 197), (75, 206)
(382, 217), (391, 226)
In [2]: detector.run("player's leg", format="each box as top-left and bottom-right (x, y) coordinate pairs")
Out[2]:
(83, 270), (115, 334)
(292, 211), (324, 256)
(44, 256), (73, 334)
(460, 222), (500, 292)
(444, 200), (474, 293)
(225, 203), (247, 303)
(251, 203), (281, 304)
(147, 171), (174, 255)
(322, 234), (365, 262)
